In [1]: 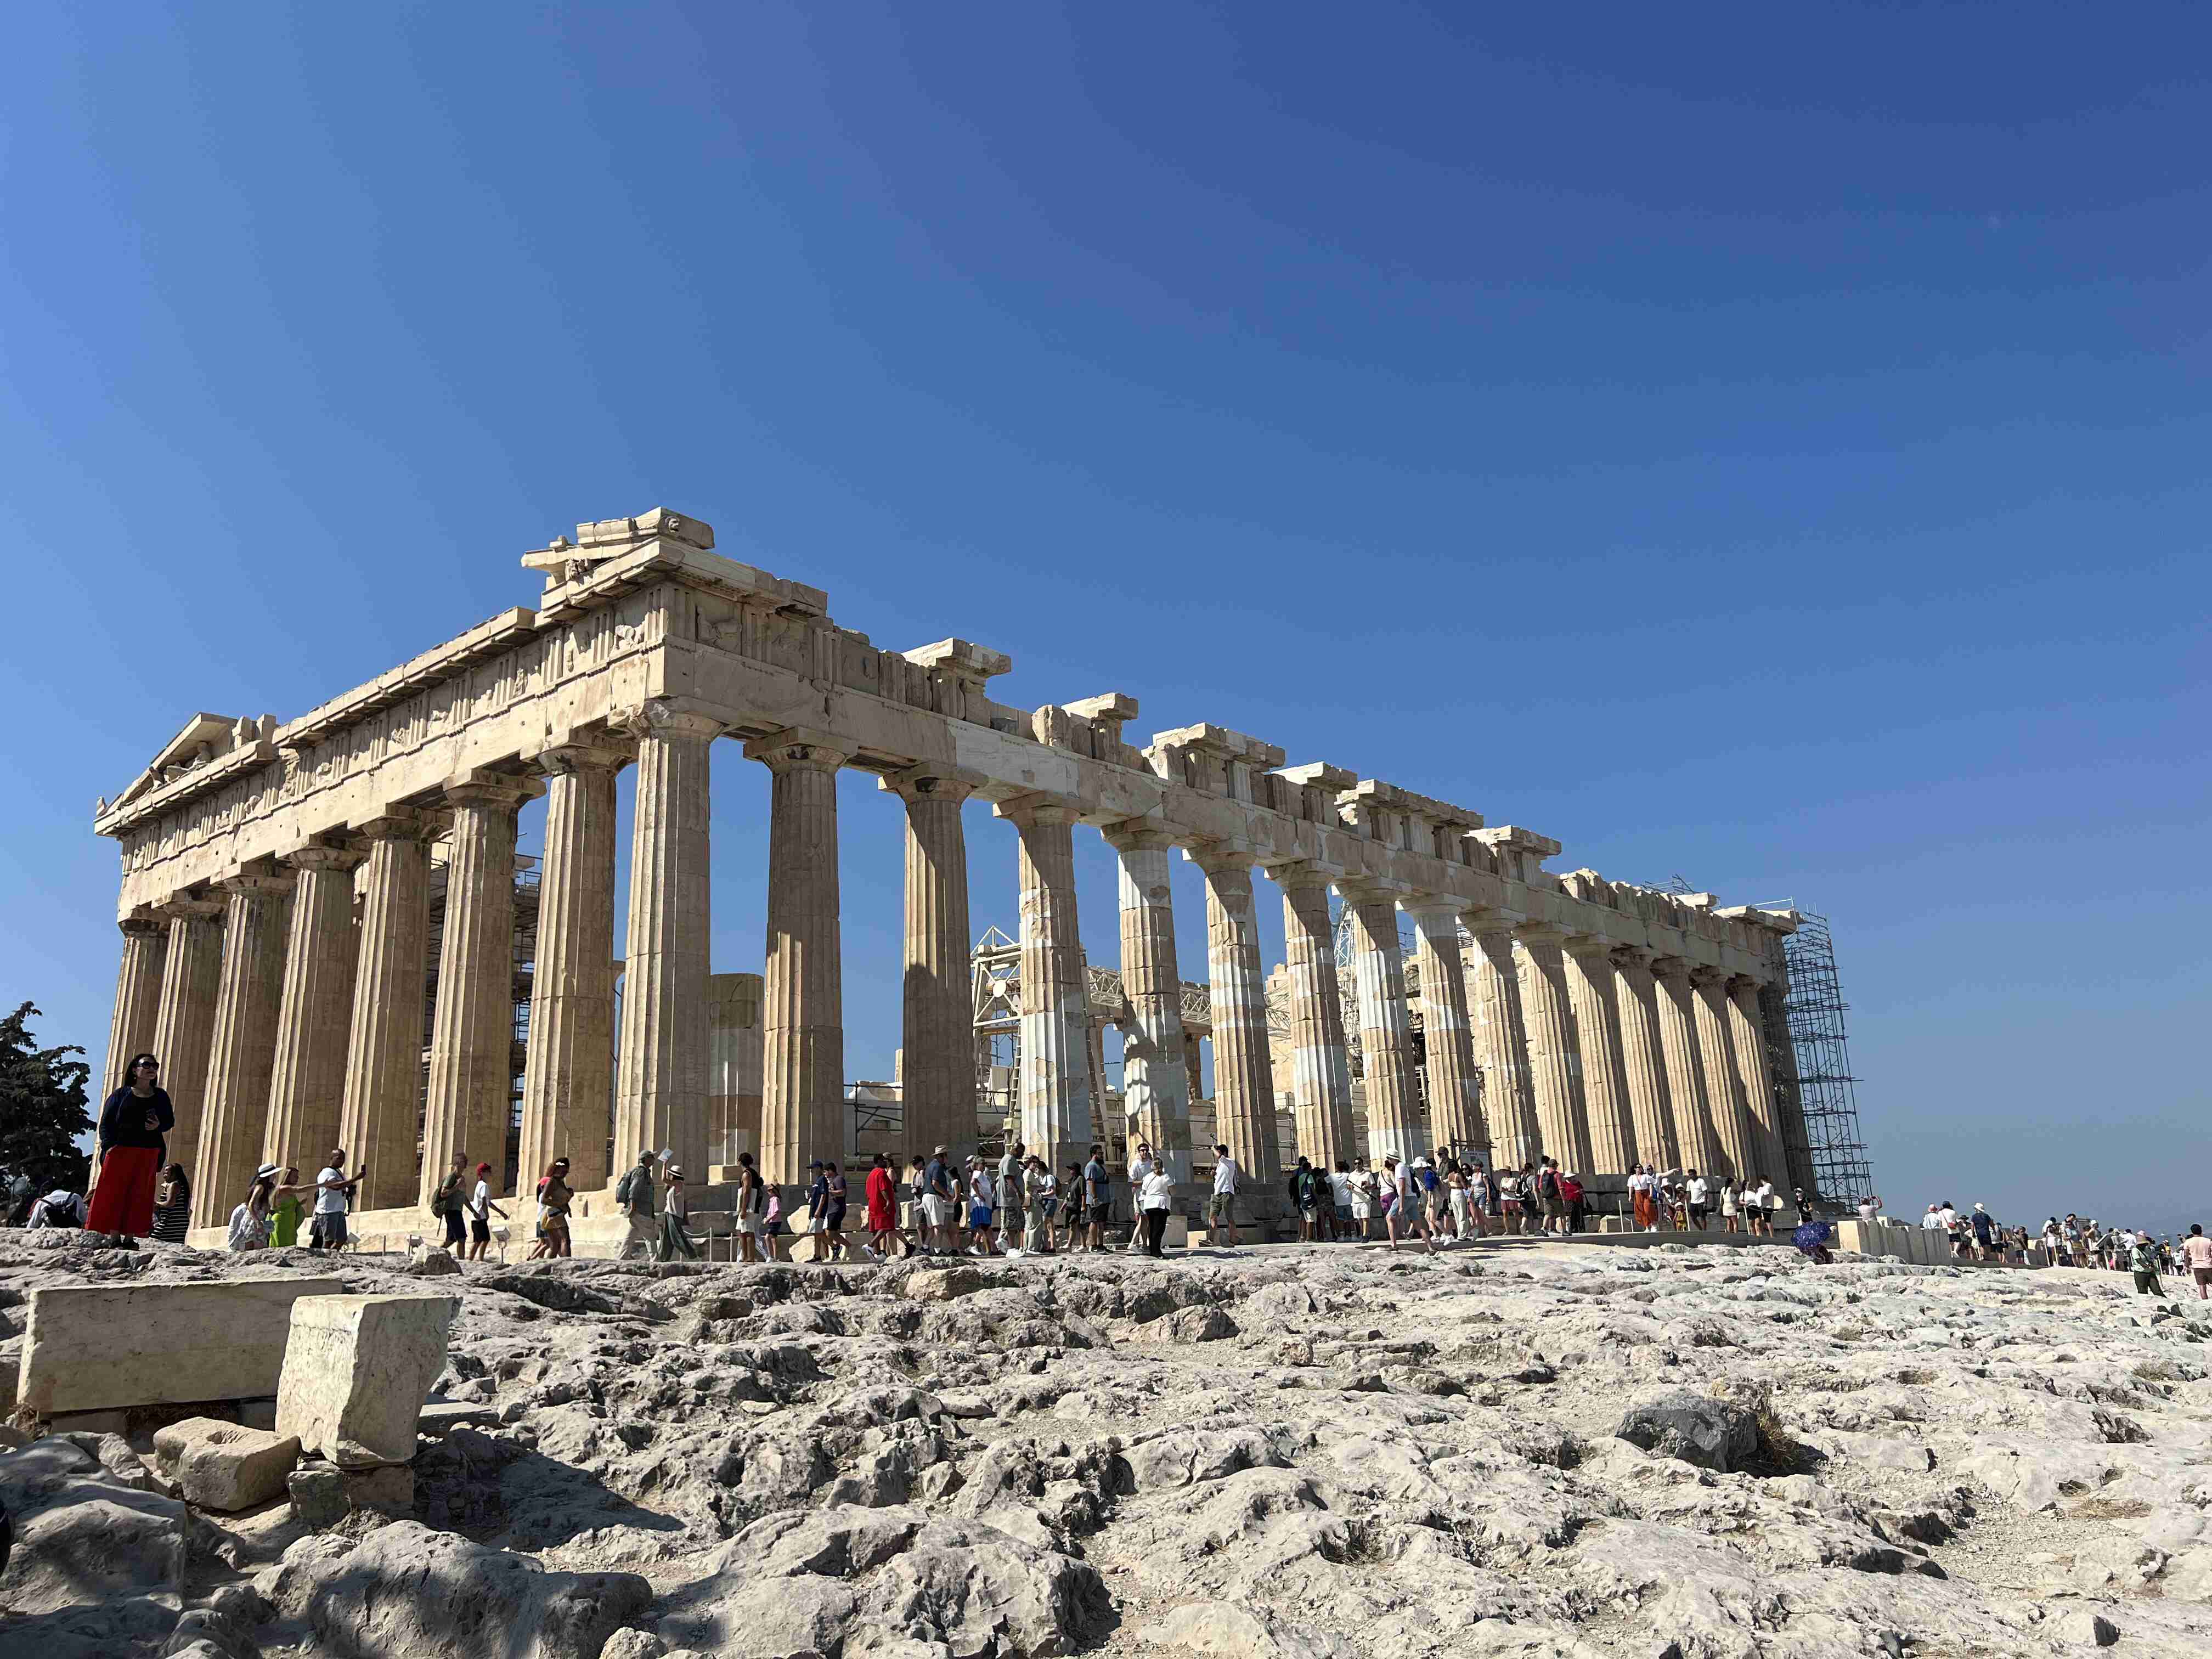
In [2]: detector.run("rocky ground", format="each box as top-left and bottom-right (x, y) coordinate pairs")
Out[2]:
(4, 1231), (2211, 1658)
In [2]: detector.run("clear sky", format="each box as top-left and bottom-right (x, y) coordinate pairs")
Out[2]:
(4, 5), (2205, 1233)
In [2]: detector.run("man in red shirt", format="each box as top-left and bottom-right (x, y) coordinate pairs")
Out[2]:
(864, 1153), (902, 1262)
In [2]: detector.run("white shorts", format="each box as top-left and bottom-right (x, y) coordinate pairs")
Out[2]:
(921, 1194), (951, 1227)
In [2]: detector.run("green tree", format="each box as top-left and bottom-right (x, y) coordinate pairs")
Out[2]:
(0, 1002), (93, 1204)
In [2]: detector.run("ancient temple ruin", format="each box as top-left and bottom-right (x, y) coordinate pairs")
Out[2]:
(93, 508), (1809, 1240)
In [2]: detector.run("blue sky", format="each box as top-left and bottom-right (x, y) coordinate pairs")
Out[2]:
(4, 4), (2206, 1231)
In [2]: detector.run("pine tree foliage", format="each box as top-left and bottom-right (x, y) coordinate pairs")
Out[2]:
(0, 1001), (93, 1200)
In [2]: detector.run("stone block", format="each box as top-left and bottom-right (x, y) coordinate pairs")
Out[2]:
(406, 1245), (461, 1276)
(47, 1407), (129, 1435)
(16, 1276), (343, 1415)
(287, 1464), (346, 1528)
(419, 1400), (500, 1435)
(275, 1294), (458, 1466)
(153, 1416), (301, 1512)
(342, 1462), (415, 1517)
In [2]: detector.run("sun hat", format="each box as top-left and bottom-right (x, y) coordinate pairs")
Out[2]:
(255, 1163), (280, 1180)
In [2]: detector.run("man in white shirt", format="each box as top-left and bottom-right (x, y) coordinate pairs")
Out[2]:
(1751, 1179), (1776, 1237)
(1683, 1171), (1710, 1230)
(1126, 1141), (1156, 1249)
(309, 1148), (365, 1251)
(1921, 1204), (1943, 1231)
(467, 1163), (507, 1262)
(1209, 1143), (1240, 1248)
(1385, 1156), (1436, 1254)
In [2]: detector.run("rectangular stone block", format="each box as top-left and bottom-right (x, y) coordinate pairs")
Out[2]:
(15, 1277), (343, 1415)
(275, 1294), (458, 1467)
(153, 1416), (301, 1512)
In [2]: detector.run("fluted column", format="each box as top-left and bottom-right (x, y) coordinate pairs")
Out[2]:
(1760, 976), (1816, 1196)
(752, 730), (844, 1186)
(422, 774), (540, 1210)
(262, 845), (365, 1186)
(1345, 886), (1422, 1165)
(1464, 914), (1541, 1170)
(520, 744), (625, 1194)
(614, 707), (719, 1181)
(1611, 947), (1681, 1170)
(1652, 958), (1722, 1172)
(103, 915), (169, 1099)
(1106, 827), (1193, 1184)
(1407, 900), (1485, 1160)
(890, 769), (978, 1164)
(1513, 924), (1594, 1172)
(1195, 851), (1282, 1200)
(195, 873), (292, 1225)
(1691, 968), (1756, 1178)
(1276, 866), (1355, 1168)
(998, 799), (1093, 1175)
(149, 896), (225, 1212)
(1561, 935), (1637, 1175)
(1728, 976), (1787, 1181)
(340, 814), (435, 1212)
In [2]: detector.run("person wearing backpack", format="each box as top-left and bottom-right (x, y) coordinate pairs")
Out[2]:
(1288, 1156), (1325, 1243)
(616, 1151), (659, 1260)
(432, 1155), (469, 1252)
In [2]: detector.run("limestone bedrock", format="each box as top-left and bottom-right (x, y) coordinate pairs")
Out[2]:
(15, 1276), (342, 1414)
(275, 1293), (459, 1467)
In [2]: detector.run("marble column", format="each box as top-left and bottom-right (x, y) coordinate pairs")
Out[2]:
(891, 769), (977, 1164)
(1000, 800), (1093, 1175)
(1463, 915), (1541, 1171)
(1195, 851), (1282, 1198)
(261, 845), (365, 1188)
(340, 814), (436, 1213)
(1728, 975), (1787, 1181)
(614, 707), (719, 1182)
(1691, 968), (1756, 1179)
(1513, 924), (1594, 1173)
(194, 873), (292, 1226)
(1184, 1040), (1206, 1115)
(1407, 900), (1485, 1161)
(1652, 958), (1722, 1173)
(146, 898), (224, 1202)
(1345, 887), (1422, 1166)
(103, 915), (168, 1099)
(753, 731), (845, 1186)
(1610, 947), (1681, 1170)
(421, 775), (539, 1210)
(520, 744), (625, 1195)
(1561, 935), (1638, 1175)
(1276, 866), (1356, 1169)
(1759, 977), (1817, 1196)
(1106, 827), (1193, 1184)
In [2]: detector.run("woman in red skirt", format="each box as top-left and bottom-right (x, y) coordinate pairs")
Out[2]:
(87, 1052), (175, 1243)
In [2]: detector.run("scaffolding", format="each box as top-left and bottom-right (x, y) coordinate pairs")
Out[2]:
(1776, 910), (1872, 1205)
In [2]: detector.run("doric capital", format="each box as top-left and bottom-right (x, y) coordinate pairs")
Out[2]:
(442, 771), (546, 814)
(1610, 944), (1655, 972)
(618, 699), (725, 747)
(1687, 964), (1730, 989)
(212, 868), (296, 901)
(284, 843), (368, 875)
(1459, 905), (1522, 937)
(992, 792), (1080, 830)
(880, 763), (984, 805)
(1649, 954), (1694, 983)
(154, 894), (228, 923)
(1100, 822), (1176, 856)
(1187, 844), (1257, 879)
(744, 727), (849, 773)
(118, 911), (167, 939)
(1725, 972), (1766, 995)
(532, 738), (634, 778)
(1260, 856), (1339, 893)
(1511, 922), (1569, 949)
(1562, 930), (1617, 960)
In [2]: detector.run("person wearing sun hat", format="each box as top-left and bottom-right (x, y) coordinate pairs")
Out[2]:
(227, 1163), (285, 1251)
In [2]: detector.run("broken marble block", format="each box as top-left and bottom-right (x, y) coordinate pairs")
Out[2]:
(275, 1294), (458, 1467)
(153, 1415), (301, 1511)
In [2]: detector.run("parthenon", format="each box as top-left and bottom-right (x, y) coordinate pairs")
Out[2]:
(92, 508), (1810, 1240)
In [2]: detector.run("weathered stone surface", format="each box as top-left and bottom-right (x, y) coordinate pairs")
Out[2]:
(407, 1244), (462, 1276)
(1614, 1390), (1763, 1472)
(0, 1435), (189, 1614)
(15, 1276), (342, 1414)
(151, 1415), (300, 1511)
(275, 1293), (458, 1466)
(288, 1463), (347, 1528)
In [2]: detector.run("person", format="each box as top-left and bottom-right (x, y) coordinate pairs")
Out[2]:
(1497, 1166), (1523, 1235)
(432, 1156), (470, 1253)
(228, 1164), (283, 1251)
(864, 1153), (900, 1261)
(1062, 1161), (1087, 1251)
(1683, 1169), (1710, 1231)
(733, 1152), (768, 1264)
(1719, 1177), (1741, 1235)
(1029, 1156), (1059, 1254)
(1417, 1158), (1447, 1236)
(1330, 1161), (1357, 1239)
(999, 1140), (1028, 1255)
(467, 1163), (507, 1261)
(1970, 1203), (1997, 1263)
(1124, 1141), (1153, 1250)
(1753, 1178), (1779, 1237)
(1857, 1193), (1882, 1224)
(2129, 1229), (2164, 1297)
(270, 1165), (306, 1248)
(1139, 1161), (1175, 1257)
(616, 1150), (659, 1260)
(2182, 1225), (2212, 1299)
(804, 1160), (836, 1261)
(524, 1159), (573, 1260)
(966, 1157), (997, 1257)
(1559, 1170), (1586, 1234)
(659, 1164), (699, 1261)
(1084, 1144), (1112, 1252)
(27, 1189), (86, 1229)
(1288, 1156), (1326, 1242)
(1385, 1156), (1435, 1254)
(1350, 1164), (1378, 1240)
(151, 1163), (193, 1244)
(761, 1182), (791, 1263)
(1792, 1215), (1835, 1265)
(85, 1052), (174, 1243)
(309, 1150), (365, 1251)
(922, 1146), (957, 1255)
(1446, 1163), (1472, 1240)
(1207, 1143), (1239, 1249)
